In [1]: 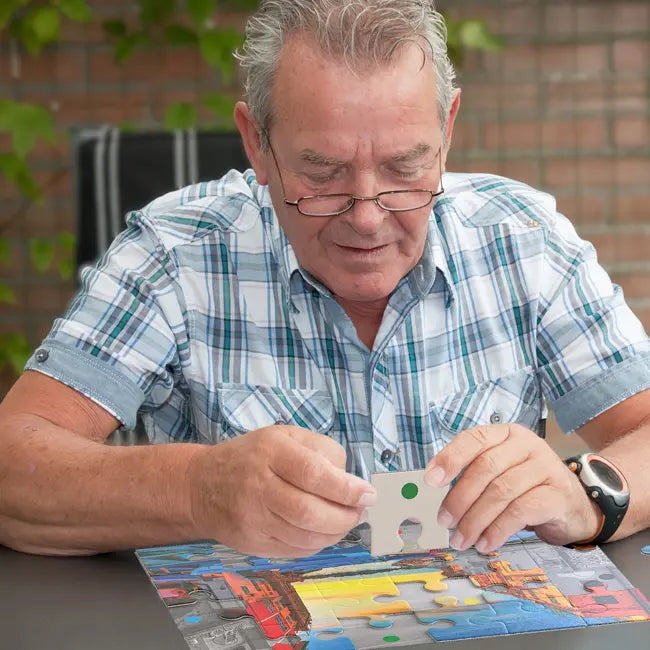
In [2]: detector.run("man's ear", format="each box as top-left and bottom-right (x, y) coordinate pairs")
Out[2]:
(442, 88), (462, 171)
(234, 101), (269, 185)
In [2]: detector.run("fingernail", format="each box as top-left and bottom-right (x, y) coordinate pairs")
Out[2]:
(424, 466), (446, 487)
(358, 490), (377, 507)
(449, 530), (464, 550)
(358, 509), (369, 524)
(437, 508), (454, 528)
(475, 536), (489, 553)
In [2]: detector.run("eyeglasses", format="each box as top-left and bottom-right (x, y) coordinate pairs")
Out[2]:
(264, 131), (445, 217)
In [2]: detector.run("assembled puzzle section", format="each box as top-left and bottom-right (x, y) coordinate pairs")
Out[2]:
(136, 523), (650, 650)
(366, 469), (449, 556)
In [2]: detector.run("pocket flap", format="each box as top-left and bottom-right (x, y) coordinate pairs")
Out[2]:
(432, 367), (540, 434)
(217, 384), (334, 434)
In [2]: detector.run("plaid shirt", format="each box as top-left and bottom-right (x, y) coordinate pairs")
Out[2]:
(27, 170), (650, 479)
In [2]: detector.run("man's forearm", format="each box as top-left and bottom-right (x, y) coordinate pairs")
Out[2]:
(0, 413), (207, 555)
(596, 424), (650, 541)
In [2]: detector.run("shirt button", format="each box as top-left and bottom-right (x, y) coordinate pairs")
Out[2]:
(490, 411), (502, 424)
(380, 449), (393, 464)
(35, 348), (49, 363)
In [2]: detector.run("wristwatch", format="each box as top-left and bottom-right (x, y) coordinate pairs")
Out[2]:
(565, 453), (630, 545)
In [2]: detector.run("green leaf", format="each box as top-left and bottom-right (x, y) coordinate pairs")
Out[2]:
(164, 24), (197, 46)
(114, 33), (147, 63)
(56, 0), (91, 22)
(188, 0), (215, 28)
(138, 0), (175, 27)
(164, 102), (197, 130)
(0, 333), (32, 375)
(56, 232), (76, 252)
(29, 6), (61, 44)
(458, 20), (505, 52)
(0, 153), (42, 201)
(198, 28), (223, 66)
(57, 257), (75, 280)
(219, 0), (258, 11)
(0, 282), (16, 304)
(0, 0), (28, 30)
(29, 239), (55, 273)
(202, 92), (236, 121)
(4, 103), (56, 159)
(0, 237), (10, 265)
(102, 19), (127, 38)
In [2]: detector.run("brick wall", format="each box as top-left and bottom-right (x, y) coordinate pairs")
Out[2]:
(0, 0), (648, 400)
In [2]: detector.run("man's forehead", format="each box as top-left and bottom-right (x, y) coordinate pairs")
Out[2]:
(296, 142), (435, 166)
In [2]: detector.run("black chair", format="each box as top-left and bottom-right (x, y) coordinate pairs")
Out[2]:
(74, 127), (249, 267)
(73, 127), (248, 443)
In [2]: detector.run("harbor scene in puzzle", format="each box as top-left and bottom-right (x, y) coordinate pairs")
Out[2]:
(135, 523), (650, 649)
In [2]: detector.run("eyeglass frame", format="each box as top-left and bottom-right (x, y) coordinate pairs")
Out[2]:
(262, 129), (445, 217)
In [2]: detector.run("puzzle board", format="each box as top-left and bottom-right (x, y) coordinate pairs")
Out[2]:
(136, 523), (650, 649)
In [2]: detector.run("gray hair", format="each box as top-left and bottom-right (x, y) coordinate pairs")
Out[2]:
(236, 0), (456, 146)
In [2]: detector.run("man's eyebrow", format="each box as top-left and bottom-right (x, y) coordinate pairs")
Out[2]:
(299, 149), (348, 167)
(388, 143), (433, 163)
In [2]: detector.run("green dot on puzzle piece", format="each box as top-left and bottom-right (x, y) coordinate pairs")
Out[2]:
(401, 482), (419, 499)
(383, 636), (401, 643)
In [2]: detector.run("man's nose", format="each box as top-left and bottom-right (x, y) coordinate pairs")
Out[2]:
(343, 196), (388, 235)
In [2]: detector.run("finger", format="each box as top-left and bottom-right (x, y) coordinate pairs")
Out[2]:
(284, 425), (348, 470)
(269, 437), (376, 508)
(449, 459), (547, 551)
(263, 472), (362, 535)
(265, 510), (353, 553)
(437, 439), (535, 530)
(424, 423), (514, 487)
(473, 486), (557, 553)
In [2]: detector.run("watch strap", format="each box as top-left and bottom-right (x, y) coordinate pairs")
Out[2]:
(565, 454), (629, 546)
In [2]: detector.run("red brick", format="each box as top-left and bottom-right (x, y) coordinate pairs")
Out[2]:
(541, 44), (609, 73)
(613, 41), (650, 71)
(615, 158), (650, 185)
(89, 48), (161, 84)
(576, 5), (616, 33)
(24, 282), (76, 313)
(545, 6), (577, 35)
(483, 121), (540, 150)
(610, 272), (650, 300)
(555, 194), (606, 224)
(27, 89), (151, 124)
(542, 118), (607, 150)
(587, 231), (650, 264)
(544, 158), (614, 189)
(461, 83), (538, 113)
(613, 195), (650, 223)
(546, 80), (607, 114)
(484, 44), (541, 75)
(0, 49), (85, 85)
(614, 117), (650, 149)
(613, 3), (650, 32)
(450, 159), (540, 187)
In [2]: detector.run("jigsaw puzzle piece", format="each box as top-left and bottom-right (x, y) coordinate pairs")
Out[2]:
(470, 599), (586, 634)
(417, 606), (508, 640)
(366, 469), (449, 555)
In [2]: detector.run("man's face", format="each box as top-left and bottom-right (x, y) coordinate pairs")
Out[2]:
(252, 34), (452, 306)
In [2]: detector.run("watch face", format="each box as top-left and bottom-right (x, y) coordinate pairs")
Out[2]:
(589, 458), (623, 490)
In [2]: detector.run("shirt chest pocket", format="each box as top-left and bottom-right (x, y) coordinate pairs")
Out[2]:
(212, 383), (335, 440)
(430, 367), (543, 444)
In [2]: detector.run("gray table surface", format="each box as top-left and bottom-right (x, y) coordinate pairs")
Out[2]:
(2, 529), (649, 650)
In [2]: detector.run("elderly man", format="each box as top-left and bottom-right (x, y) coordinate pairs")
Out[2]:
(1, 0), (649, 558)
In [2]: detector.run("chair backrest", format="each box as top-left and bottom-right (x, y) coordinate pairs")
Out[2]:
(74, 127), (248, 266)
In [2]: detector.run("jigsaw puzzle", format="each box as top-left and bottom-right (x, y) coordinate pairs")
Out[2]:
(136, 523), (650, 649)
(365, 469), (449, 555)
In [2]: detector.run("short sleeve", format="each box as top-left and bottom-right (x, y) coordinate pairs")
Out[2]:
(24, 212), (190, 430)
(536, 213), (650, 432)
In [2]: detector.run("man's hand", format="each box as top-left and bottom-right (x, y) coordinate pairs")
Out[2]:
(424, 423), (602, 552)
(187, 426), (376, 558)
